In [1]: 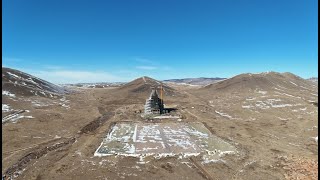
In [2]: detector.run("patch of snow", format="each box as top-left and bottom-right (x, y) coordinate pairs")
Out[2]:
(2, 90), (16, 97)
(7, 72), (21, 79)
(218, 150), (236, 157)
(75, 150), (82, 156)
(246, 97), (256, 101)
(271, 104), (293, 108)
(153, 115), (180, 119)
(201, 155), (226, 164)
(255, 101), (270, 109)
(267, 133), (280, 140)
(274, 91), (301, 99)
(215, 110), (234, 119)
(2, 104), (11, 112)
(306, 111), (316, 114)
(242, 105), (255, 109)
(312, 136), (318, 143)
(307, 126), (317, 131)
(246, 98), (301, 110)
(273, 87), (285, 91)
(25, 77), (38, 85)
(244, 160), (257, 167)
(154, 153), (176, 159)
(3, 114), (34, 123)
(300, 86), (312, 90)
(276, 85), (288, 89)
(288, 143), (300, 147)
(246, 117), (256, 121)
(125, 144), (135, 154)
(181, 161), (194, 168)
(60, 103), (70, 108)
(289, 81), (298, 86)
(39, 91), (46, 96)
(182, 152), (201, 158)
(257, 90), (267, 95)
(277, 117), (289, 121)
(81, 159), (96, 166)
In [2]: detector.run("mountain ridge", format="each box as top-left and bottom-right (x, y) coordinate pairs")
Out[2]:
(2, 67), (70, 98)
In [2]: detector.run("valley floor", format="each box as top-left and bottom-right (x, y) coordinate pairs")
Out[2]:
(2, 85), (318, 180)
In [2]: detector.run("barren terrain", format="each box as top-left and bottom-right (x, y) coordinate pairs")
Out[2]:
(2, 69), (318, 180)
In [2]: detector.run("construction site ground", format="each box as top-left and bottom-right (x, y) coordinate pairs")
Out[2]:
(2, 81), (318, 180)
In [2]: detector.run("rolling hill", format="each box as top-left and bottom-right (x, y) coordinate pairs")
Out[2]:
(118, 76), (178, 96)
(199, 72), (317, 95)
(2, 67), (69, 98)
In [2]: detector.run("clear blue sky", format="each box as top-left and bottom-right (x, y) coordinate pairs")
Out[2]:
(3, 0), (318, 83)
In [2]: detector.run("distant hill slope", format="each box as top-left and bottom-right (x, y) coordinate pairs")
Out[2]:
(2, 67), (69, 98)
(118, 76), (177, 96)
(307, 77), (318, 84)
(191, 71), (318, 128)
(64, 82), (125, 88)
(98, 76), (185, 105)
(199, 72), (317, 93)
(194, 72), (318, 105)
(163, 77), (226, 85)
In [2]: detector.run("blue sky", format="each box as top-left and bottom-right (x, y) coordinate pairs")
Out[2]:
(3, 0), (318, 83)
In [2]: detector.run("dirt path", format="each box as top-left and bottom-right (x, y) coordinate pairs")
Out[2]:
(2, 137), (62, 161)
(190, 157), (214, 180)
(183, 109), (200, 120)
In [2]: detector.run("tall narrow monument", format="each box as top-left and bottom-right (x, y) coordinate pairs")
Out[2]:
(144, 87), (164, 115)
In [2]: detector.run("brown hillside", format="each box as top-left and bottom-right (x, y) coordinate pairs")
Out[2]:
(199, 72), (317, 94)
(99, 76), (185, 105)
(118, 76), (178, 96)
(2, 67), (69, 98)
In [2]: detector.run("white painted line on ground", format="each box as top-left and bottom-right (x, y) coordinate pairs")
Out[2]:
(133, 124), (138, 142)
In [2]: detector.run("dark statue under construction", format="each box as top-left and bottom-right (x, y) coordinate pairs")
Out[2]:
(144, 86), (164, 115)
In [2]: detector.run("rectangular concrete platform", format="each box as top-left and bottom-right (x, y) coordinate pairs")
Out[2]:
(95, 122), (236, 158)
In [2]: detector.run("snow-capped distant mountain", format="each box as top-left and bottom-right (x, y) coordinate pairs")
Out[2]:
(163, 77), (226, 85)
(63, 82), (125, 88)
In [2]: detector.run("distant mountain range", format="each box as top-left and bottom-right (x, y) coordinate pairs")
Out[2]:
(164, 76), (318, 86)
(3, 66), (317, 89)
(63, 82), (125, 88)
(307, 77), (318, 84)
(163, 77), (226, 85)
